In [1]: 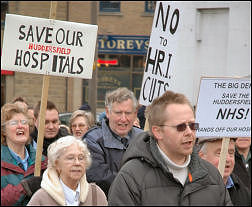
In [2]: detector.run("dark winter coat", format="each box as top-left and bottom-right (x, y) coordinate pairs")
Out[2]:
(83, 118), (143, 196)
(108, 132), (233, 206)
(1, 144), (47, 206)
(30, 126), (70, 156)
(233, 148), (251, 190)
(228, 173), (251, 206)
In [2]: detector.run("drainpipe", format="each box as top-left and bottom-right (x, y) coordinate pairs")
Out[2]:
(88, 1), (97, 118)
(65, 1), (69, 112)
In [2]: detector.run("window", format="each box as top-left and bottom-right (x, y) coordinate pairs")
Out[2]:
(100, 1), (120, 13)
(133, 56), (145, 72)
(82, 54), (145, 107)
(1, 1), (8, 28)
(145, 1), (156, 13)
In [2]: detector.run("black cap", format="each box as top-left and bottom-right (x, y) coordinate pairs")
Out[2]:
(137, 105), (146, 129)
(79, 104), (91, 111)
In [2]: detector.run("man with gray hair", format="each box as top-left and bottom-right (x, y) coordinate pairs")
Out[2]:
(198, 138), (251, 206)
(83, 87), (143, 196)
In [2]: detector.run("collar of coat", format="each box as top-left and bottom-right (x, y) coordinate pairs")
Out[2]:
(101, 118), (143, 150)
(1, 144), (47, 173)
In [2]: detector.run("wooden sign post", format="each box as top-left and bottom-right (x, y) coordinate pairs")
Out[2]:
(34, 1), (57, 177)
(144, 118), (149, 131)
(217, 137), (230, 177)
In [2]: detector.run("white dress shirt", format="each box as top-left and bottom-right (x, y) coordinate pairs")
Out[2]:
(60, 179), (80, 206)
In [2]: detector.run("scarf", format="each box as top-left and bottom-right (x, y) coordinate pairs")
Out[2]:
(41, 168), (89, 206)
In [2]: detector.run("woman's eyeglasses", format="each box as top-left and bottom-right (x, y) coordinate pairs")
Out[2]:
(63, 155), (86, 163)
(159, 122), (199, 132)
(4, 119), (29, 126)
(71, 123), (86, 129)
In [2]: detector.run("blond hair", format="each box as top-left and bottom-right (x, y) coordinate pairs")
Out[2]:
(145, 90), (193, 136)
(69, 110), (95, 134)
(1, 103), (33, 145)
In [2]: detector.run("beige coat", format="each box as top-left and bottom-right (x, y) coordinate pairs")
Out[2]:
(27, 168), (107, 206)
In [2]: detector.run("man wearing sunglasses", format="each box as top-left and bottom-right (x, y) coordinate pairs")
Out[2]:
(108, 90), (232, 205)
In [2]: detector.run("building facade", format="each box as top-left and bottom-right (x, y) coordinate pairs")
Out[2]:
(1, 1), (250, 115)
(1, 1), (154, 115)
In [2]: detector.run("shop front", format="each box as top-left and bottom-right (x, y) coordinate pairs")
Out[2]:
(82, 35), (149, 108)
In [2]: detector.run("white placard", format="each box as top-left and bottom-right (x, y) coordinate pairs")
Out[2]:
(1, 14), (98, 79)
(139, 1), (182, 106)
(195, 77), (251, 138)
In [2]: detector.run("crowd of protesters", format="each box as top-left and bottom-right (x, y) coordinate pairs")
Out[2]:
(1, 89), (251, 206)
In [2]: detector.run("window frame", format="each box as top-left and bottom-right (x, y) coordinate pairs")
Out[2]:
(99, 1), (121, 13)
(145, 1), (156, 13)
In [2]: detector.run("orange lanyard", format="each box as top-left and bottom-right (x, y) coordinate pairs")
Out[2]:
(188, 172), (193, 182)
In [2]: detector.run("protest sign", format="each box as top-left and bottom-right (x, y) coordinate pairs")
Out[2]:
(1, 13), (98, 79)
(195, 77), (251, 138)
(1, 2), (98, 176)
(196, 77), (251, 177)
(139, 1), (182, 106)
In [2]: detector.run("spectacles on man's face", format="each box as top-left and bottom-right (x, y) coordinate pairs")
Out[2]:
(159, 122), (199, 132)
(5, 119), (29, 126)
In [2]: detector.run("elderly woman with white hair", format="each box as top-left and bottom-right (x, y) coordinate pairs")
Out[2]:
(27, 136), (107, 206)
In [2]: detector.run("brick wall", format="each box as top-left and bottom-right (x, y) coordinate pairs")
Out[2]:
(7, 1), (71, 112)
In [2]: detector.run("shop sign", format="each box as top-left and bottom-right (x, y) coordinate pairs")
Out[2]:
(98, 35), (149, 55)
